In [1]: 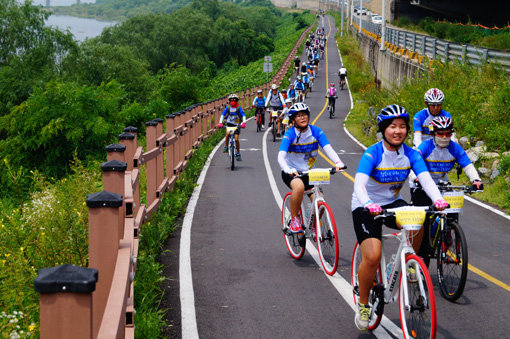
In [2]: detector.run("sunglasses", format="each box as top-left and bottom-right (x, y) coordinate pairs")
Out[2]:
(295, 113), (308, 118)
(435, 131), (452, 137)
(429, 104), (441, 107)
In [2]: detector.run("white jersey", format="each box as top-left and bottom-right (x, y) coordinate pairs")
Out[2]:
(338, 67), (347, 75)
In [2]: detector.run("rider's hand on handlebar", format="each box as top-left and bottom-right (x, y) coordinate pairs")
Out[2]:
(218, 123), (223, 128)
(334, 162), (345, 172)
(365, 202), (382, 216)
(472, 179), (484, 191)
(433, 198), (449, 211)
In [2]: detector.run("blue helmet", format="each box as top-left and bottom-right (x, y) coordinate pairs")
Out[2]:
(377, 104), (410, 132)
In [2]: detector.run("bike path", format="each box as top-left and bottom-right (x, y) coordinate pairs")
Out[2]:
(165, 14), (510, 338)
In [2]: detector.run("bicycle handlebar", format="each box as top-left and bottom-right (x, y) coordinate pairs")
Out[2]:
(297, 166), (347, 176)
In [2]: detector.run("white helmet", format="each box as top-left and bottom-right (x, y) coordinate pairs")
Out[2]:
(424, 88), (445, 104)
(271, 84), (278, 90)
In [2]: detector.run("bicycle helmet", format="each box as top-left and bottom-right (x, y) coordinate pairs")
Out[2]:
(228, 93), (239, 101)
(424, 88), (445, 104)
(330, 83), (335, 87)
(377, 105), (410, 151)
(271, 84), (278, 90)
(430, 116), (454, 132)
(288, 103), (310, 120)
(256, 89), (263, 94)
(285, 98), (293, 105)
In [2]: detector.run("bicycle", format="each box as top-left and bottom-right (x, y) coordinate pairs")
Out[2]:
(351, 206), (437, 338)
(296, 89), (304, 103)
(224, 125), (240, 171)
(282, 167), (346, 276)
(254, 107), (264, 133)
(417, 181), (481, 302)
(269, 109), (280, 142)
(339, 77), (346, 90)
(326, 95), (337, 119)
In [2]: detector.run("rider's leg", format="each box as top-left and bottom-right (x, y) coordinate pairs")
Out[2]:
(277, 118), (281, 134)
(359, 238), (383, 305)
(234, 133), (240, 153)
(225, 132), (230, 148)
(290, 178), (305, 219)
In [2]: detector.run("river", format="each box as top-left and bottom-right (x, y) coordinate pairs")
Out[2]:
(30, 0), (117, 41)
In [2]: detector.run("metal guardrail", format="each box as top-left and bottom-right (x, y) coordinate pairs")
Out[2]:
(344, 7), (510, 73)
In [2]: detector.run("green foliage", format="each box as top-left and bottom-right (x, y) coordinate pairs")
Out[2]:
(0, 159), (101, 336)
(0, 81), (127, 178)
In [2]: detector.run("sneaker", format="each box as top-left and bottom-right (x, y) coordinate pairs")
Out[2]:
(355, 303), (370, 331)
(277, 133), (282, 137)
(261, 125), (265, 130)
(223, 146), (228, 153)
(289, 217), (303, 234)
(235, 153), (242, 161)
(407, 266), (417, 283)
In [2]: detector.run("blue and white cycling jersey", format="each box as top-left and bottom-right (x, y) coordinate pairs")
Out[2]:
(416, 138), (471, 184)
(252, 96), (266, 107)
(351, 141), (429, 210)
(294, 81), (305, 91)
(413, 108), (452, 139)
(279, 125), (330, 172)
(220, 105), (246, 125)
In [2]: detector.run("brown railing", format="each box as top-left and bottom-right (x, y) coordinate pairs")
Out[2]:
(33, 21), (315, 339)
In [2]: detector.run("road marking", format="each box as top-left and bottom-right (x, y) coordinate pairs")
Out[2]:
(240, 148), (261, 151)
(265, 17), (400, 338)
(180, 140), (223, 339)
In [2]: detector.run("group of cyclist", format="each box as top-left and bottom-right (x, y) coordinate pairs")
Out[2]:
(218, 25), (484, 333)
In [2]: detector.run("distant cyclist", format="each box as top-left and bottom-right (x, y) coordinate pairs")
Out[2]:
(294, 76), (305, 102)
(325, 83), (337, 115)
(218, 93), (246, 161)
(413, 88), (454, 148)
(279, 103), (345, 234)
(410, 116), (483, 206)
(338, 65), (347, 87)
(252, 89), (267, 130)
(351, 104), (448, 331)
(279, 98), (294, 133)
(265, 84), (285, 137)
(287, 83), (297, 103)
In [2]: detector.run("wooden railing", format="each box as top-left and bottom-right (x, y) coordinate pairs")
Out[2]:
(33, 20), (315, 339)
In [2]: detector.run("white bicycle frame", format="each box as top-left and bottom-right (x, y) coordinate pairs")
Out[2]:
(376, 207), (431, 312)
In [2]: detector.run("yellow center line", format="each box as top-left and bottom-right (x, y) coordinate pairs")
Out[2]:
(316, 16), (510, 294)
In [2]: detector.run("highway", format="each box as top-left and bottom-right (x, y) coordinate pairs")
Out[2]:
(161, 15), (510, 339)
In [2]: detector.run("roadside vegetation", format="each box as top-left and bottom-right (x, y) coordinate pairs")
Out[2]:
(0, 0), (313, 335)
(392, 16), (510, 50)
(330, 11), (510, 211)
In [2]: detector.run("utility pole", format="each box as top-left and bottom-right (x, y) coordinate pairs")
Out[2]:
(380, 0), (386, 51)
(359, 0), (363, 33)
(340, 0), (345, 37)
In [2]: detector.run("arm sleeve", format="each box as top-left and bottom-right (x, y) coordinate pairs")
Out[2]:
(265, 94), (270, 107)
(413, 131), (422, 148)
(278, 151), (292, 173)
(353, 173), (372, 207)
(252, 97), (257, 106)
(463, 163), (481, 182)
(239, 108), (247, 123)
(323, 144), (344, 167)
(417, 172), (443, 203)
(413, 115), (423, 133)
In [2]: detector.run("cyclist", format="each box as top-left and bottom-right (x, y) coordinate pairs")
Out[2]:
(413, 88), (454, 148)
(351, 104), (448, 331)
(218, 94), (246, 161)
(287, 83), (297, 103)
(265, 84), (285, 137)
(338, 65), (347, 88)
(410, 116), (483, 206)
(294, 76), (305, 102)
(252, 89), (267, 130)
(279, 98), (294, 133)
(325, 83), (337, 115)
(294, 56), (301, 74)
(300, 60), (308, 74)
(302, 72), (310, 95)
(281, 89), (288, 101)
(278, 103), (345, 234)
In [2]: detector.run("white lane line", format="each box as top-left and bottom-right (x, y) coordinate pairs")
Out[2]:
(180, 139), (223, 339)
(262, 108), (401, 338)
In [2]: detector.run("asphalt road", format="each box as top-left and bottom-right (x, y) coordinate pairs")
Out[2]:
(161, 15), (510, 339)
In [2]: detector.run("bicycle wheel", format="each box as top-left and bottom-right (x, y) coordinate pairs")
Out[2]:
(399, 254), (437, 339)
(256, 113), (261, 132)
(272, 119), (277, 142)
(230, 142), (235, 171)
(282, 192), (305, 259)
(351, 241), (384, 330)
(316, 202), (339, 275)
(329, 104), (333, 119)
(436, 220), (468, 302)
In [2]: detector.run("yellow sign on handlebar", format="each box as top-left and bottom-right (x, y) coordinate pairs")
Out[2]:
(226, 127), (237, 133)
(271, 111), (279, 117)
(395, 209), (426, 230)
(308, 169), (330, 185)
(442, 191), (464, 213)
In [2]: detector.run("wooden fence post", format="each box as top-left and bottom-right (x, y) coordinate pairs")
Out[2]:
(166, 113), (176, 180)
(106, 143), (126, 163)
(154, 118), (164, 193)
(101, 160), (127, 241)
(86, 191), (123, 338)
(34, 264), (97, 339)
(145, 120), (158, 208)
(118, 132), (136, 171)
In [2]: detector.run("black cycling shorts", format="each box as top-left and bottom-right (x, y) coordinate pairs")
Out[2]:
(282, 171), (314, 193)
(339, 74), (346, 80)
(352, 199), (408, 245)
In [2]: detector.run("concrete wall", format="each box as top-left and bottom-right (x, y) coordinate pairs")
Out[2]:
(271, 0), (320, 11)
